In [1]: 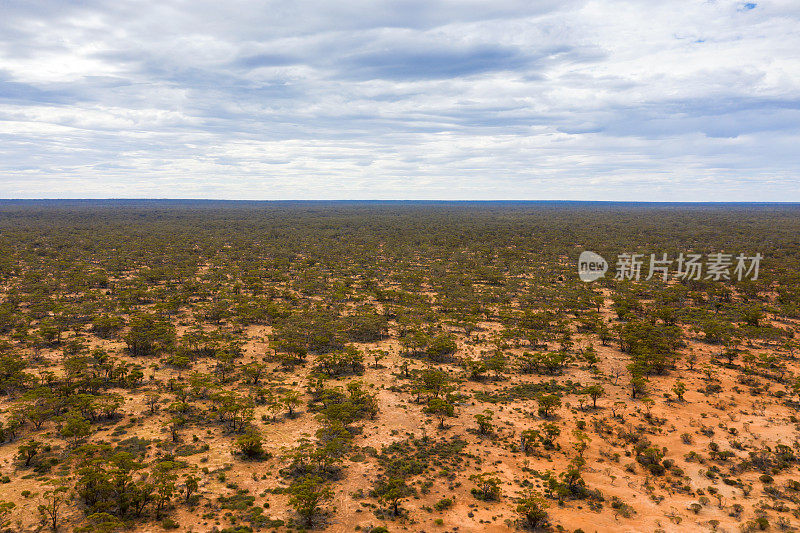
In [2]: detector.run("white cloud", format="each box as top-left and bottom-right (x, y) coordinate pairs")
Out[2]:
(0, 0), (798, 199)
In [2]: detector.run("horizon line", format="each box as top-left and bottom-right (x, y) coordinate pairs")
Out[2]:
(2, 198), (800, 204)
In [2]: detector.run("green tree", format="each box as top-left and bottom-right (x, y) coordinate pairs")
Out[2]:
(288, 475), (333, 528)
(152, 461), (177, 519)
(672, 381), (687, 401)
(145, 392), (160, 415)
(374, 477), (414, 516)
(741, 306), (763, 327)
(38, 485), (69, 532)
(0, 353), (30, 394)
(516, 489), (548, 528)
(424, 397), (455, 429)
(520, 429), (540, 454)
(629, 365), (648, 399)
(419, 368), (450, 400)
(282, 390), (302, 418)
(241, 362), (266, 385)
(427, 334), (457, 362)
(369, 349), (387, 368)
(183, 474), (200, 503)
(474, 409), (494, 435)
(60, 413), (91, 447)
(582, 345), (599, 369)
(722, 347), (739, 366)
(583, 384), (604, 409)
(469, 472), (501, 501)
(484, 351), (507, 378)
(123, 314), (176, 357)
(91, 315), (124, 339)
(234, 430), (267, 460)
(17, 438), (41, 467)
(571, 429), (591, 459)
(536, 394), (561, 418)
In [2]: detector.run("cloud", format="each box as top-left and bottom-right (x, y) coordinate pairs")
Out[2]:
(338, 43), (534, 80)
(0, 0), (799, 200)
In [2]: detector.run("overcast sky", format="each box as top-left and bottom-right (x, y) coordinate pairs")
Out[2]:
(1, 0), (798, 200)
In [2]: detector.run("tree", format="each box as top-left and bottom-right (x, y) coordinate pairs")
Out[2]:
(166, 417), (184, 443)
(241, 362), (266, 385)
(469, 472), (501, 501)
(583, 384), (604, 409)
(686, 351), (698, 371)
(183, 475), (200, 503)
(424, 397), (455, 429)
(484, 351), (507, 378)
(741, 306), (763, 327)
(0, 353), (30, 394)
(288, 475), (333, 528)
(123, 314), (176, 357)
(672, 381), (686, 401)
(60, 413), (91, 447)
(22, 382), (58, 417)
(152, 461), (177, 519)
(642, 397), (655, 417)
(474, 409), (494, 435)
(629, 370), (648, 399)
(144, 392), (160, 415)
(582, 345), (599, 369)
(598, 322), (613, 346)
(76, 512), (123, 533)
(571, 429), (591, 459)
(96, 393), (124, 419)
(427, 334), (457, 362)
(536, 394), (561, 418)
(17, 438), (41, 467)
(399, 360), (410, 378)
(559, 457), (587, 495)
(516, 489), (548, 528)
(520, 429), (540, 454)
(419, 368), (450, 400)
(38, 319), (63, 346)
(466, 358), (488, 381)
(234, 430), (267, 460)
(374, 477), (414, 516)
(722, 347), (739, 366)
(267, 395), (283, 421)
(38, 485), (69, 532)
(702, 320), (732, 345)
(783, 339), (798, 359)
(610, 401), (626, 419)
(91, 314), (124, 339)
(369, 349), (387, 369)
(282, 390), (302, 418)
(540, 423), (561, 449)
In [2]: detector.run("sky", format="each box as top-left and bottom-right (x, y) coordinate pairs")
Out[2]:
(1, 0), (799, 201)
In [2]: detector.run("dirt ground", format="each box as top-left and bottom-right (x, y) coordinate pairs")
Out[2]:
(1, 294), (798, 533)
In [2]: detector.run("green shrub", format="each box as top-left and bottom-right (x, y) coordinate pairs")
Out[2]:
(161, 518), (180, 529)
(433, 498), (453, 511)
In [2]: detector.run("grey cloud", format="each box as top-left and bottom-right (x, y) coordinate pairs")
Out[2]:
(338, 44), (533, 80)
(0, 0), (798, 200)
(235, 53), (302, 69)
